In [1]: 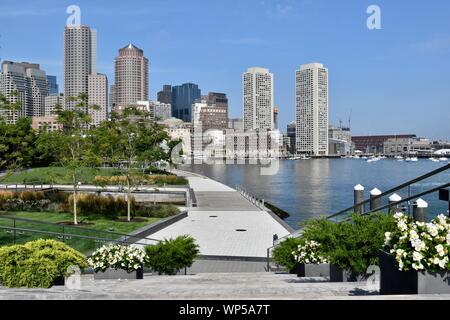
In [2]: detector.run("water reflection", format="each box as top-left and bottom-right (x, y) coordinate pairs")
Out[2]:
(182, 159), (449, 228)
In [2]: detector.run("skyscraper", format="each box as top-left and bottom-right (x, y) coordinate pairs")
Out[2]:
(295, 63), (329, 156)
(242, 67), (274, 131)
(0, 61), (48, 123)
(88, 73), (108, 126)
(46, 75), (59, 95)
(114, 44), (149, 107)
(64, 25), (97, 111)
(157, 85), (172, 105)
(171, 83), (201, 122)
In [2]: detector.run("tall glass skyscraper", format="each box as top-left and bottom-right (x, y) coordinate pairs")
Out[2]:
(171, 83), (201, 122)
(46, 75), (59, 95)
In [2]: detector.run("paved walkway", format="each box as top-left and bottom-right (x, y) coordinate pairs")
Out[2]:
(2, 273), (449, 300)
(140, 170), (291, 258)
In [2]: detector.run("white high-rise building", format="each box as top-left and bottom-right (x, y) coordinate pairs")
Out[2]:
(0, 61), (48, 123)
(242, 67), (274, 131)
(295, 63), (329, 156)
(44, 93), (65, 116)
(64, 25), (97, 111)
(88, 73), (108, 126)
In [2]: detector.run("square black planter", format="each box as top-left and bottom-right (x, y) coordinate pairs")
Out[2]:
(379, 250), (450, 295)
(94, 267), (144, 280)
(297, 263), (331, 278)
(52, 276), (65, 286)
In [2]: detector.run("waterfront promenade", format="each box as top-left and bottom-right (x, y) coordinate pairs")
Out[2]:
(139, 169), (292, 258)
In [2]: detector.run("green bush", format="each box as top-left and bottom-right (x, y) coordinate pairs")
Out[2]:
(300, 213), (396, 276)
(271, 237), (302, 271)
(144, 235), (199, 275)
(67, 193), (132, 217)
(0, 239), (87, 288)
(134, 204), (180, 218)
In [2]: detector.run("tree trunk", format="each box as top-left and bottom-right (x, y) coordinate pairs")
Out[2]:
(127, 175), (131, 222)
(73, 172), (78, 225)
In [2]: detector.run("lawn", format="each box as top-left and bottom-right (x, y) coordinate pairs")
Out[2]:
(0, 211), (161, 254)
(1, 167), (125, 185)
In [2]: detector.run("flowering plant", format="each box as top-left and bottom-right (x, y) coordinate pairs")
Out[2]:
(384, 212), (450, 272)
(292, 240), (328, 264)
(87, 244), (146, 273)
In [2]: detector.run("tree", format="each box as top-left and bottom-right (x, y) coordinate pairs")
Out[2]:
(0, 92), (36, 181)
(36, 93), (100, 225)
(91, 108), (170, 221)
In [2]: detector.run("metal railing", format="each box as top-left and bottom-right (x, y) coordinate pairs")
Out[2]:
(0, 214), (160, 248)
(326, 163), (450, 221)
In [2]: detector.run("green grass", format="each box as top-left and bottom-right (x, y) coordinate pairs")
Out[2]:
(0, 211), (161, 254)
(1, 167), (124, 185)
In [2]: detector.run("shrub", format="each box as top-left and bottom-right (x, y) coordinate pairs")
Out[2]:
(144, 235), (199, 275)
(87, 244), (146, 273)
(0, 191), (14, 208)
(134, 204), (180, 218)
(300, 213), (396, 276)
(271, 237), (302, 271)
(0, 239), (87, 288)
(67, 193), (133, 217)
(94, 174), (188, 186)
(384, 212), (450, 272)
(2, 198), (51, 212)
(18, 191), (45, 202)
(293, 240), (329, 264)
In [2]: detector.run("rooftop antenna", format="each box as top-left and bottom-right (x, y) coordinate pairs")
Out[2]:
(348, 108), (352, 130)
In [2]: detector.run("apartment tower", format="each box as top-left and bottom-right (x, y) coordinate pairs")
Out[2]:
(242, 67), (274, 131)
(295, 63), (329, 156)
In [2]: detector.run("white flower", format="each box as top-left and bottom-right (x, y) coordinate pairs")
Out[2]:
(412, 251), (423, 262)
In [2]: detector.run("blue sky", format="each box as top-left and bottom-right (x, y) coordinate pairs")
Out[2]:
(0, 0), (449, 139)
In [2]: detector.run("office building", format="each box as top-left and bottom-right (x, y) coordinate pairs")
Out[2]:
(64, 25), (97, 111)
(157, 85), (172, 105)
(114, 43), (149, 108)
(0, 61), (48, 123)
(295, 63), (329, 156)
(47, 75), (59, 95)
(172, 83), (201, 122)
(44, 93), (65, 116)
(88, 73), (108, 126)
(243, 67), (274, 131)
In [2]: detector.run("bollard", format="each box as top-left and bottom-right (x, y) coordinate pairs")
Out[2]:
(370, 188), (382, 211)
(388, 193), (402, 214)
(413, 198), (428, 222)
(354, 184), (365, 214)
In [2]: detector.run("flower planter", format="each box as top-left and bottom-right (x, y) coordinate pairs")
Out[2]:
(379, 250), (450, 295)
(297, 263), (331, 278)
(52, 276), (65, 286)
(94, 267), (144, 280)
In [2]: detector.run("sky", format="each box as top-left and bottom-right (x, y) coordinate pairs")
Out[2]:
(0, 0), (449, 139)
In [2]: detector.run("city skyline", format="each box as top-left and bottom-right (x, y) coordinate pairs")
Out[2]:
(0, 0), (449, 139)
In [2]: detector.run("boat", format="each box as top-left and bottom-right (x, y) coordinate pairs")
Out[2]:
(439, 157), (449, 162)
(405, 157), (418, 162)
(367, 157), (381, 163)
(429, 158), (440, 163)
(394, 155), (404, 160)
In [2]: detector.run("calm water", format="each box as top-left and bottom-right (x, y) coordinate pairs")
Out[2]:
(182, 159), (449, 228)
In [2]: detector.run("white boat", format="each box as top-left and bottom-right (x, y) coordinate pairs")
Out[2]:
(429, 158), (440, 163)
(439, 157), (448, 162)
(367, 157), (381, 163)
(405, 157), (418, 162)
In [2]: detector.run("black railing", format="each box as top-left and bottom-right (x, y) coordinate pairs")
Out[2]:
(0, 214), (160, 247)
(326, 163), (450, 221)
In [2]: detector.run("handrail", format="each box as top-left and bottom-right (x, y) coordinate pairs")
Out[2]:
(360, 182), (450, 218)
(327, 163), (450, 220)
(0, 214), (160, 242)
(0, 225), (155, 247)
